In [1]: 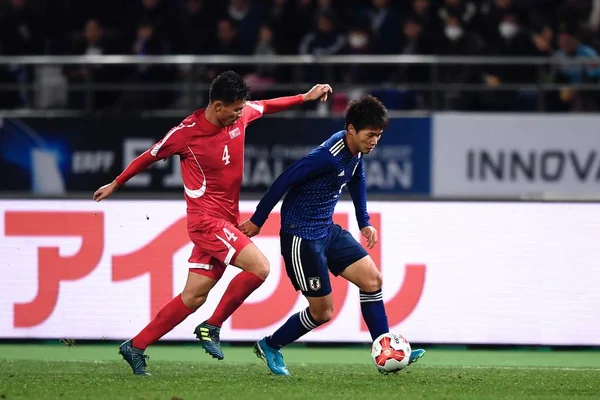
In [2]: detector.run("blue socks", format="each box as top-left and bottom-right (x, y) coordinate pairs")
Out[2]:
(265, 307), (321, 348)
(265, 288), (389, 348)
(360, 289), (389, 340)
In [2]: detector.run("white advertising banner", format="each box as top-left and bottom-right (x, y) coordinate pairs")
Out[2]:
(1, 200), (599, 345)
(433, 114), (600, 198)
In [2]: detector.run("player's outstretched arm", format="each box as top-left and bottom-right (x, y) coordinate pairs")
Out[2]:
(93, 150), (156, 202)
(260, 84), (333, 115)
(94, 123), (190, 202)
(238, 148), (335, 237)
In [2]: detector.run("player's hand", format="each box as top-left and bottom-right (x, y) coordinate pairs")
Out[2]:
(361, 226), (379, 249)
(302, 84), (333, 102)
(93, 181), (119, 202)
(238, 219), (261, 238)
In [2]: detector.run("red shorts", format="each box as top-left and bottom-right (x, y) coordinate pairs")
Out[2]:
(187, 215), (253, 281)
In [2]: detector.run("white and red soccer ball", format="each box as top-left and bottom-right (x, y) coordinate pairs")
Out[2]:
(371, 333), (412, 373)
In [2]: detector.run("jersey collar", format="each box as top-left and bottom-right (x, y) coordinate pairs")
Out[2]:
(194, 108), (222, 134)
(342, 132), (360, 158)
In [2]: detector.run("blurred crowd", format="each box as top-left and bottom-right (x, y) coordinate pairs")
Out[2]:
(1, 0), (599, 112)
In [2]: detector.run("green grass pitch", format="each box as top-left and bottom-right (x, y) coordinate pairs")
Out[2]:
(1, 343), (600, 399)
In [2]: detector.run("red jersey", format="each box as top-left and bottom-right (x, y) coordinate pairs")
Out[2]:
(115, 95), (304, 225)
(150, 102), (264, 223)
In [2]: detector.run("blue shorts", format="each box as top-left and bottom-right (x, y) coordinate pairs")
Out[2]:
(280, 224), (369, 297)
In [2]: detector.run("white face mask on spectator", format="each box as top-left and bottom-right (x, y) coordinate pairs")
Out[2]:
(445, 26), (463, 41)
(499, 22), (518, 39)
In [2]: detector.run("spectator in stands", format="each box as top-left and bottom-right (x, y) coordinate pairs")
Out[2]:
(2, 0), (600, 113)
(341, 22), (374, 84)
(527, 0), (563, 31)
(433, 12), (485, 110)
(532, 24), (555, 55)
(134, 0), (174, 45)
(265, 0), (300, 54)
(119, 19), (176, 110)
(65, 18), (121, 110)
(437, 0), (478, 31)
(366, 0), (401, 54)
(477, 0), (528, 44)
(279, 0), (316, 56)
(407, 0), (440, 39)
(299, 10), (345, 83)
(203, 18), (248, 83)
(213, 17), (246, 56)
(553, 19), (600, 110)
(481, 12), (544, 110)
(177, 0), (218, 55)
(394, 15), (433, 87)
(0, 0), (42, 108)
(380, 15), (433, 110)
(226, 0), (263, 54)
(299, 10), (345, 56)
(245, 23), (279, 89)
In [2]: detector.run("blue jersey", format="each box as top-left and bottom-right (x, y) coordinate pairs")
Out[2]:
(251, 131), (370, 239)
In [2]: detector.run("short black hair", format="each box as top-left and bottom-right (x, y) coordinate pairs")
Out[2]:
(345, 95), (389, 132)
(209, 71), (251, 105)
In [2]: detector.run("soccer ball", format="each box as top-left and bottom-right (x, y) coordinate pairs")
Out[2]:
(371, 332), (411, 373)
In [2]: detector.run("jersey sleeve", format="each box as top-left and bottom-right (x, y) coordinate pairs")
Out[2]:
(242, 95), (304, 126)
(115, 123), (191, 186)
(347, 158), (371, 229)
(250, 146), (335, 227)
(115, 150), (156, 186)
(242, 101), (266, 126)
(149, 123), (191, 160)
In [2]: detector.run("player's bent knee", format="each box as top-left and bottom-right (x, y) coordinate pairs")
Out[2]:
(360, 268), (383, 292)
(252, 255), (270, 280)
(181, 292), (207, 311)
(245, 256), (269, 280)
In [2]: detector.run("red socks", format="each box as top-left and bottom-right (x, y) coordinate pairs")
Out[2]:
(131, 271), (265, 349)
(132, 294), (194, 350)
(206, 271), (265, 328)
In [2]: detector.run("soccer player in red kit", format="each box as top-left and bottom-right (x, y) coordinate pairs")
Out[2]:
(93, 71), (332, 375)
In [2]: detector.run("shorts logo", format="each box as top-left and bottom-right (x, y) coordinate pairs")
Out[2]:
(229, 128), (241, 139)
(308, 277), (321, 291)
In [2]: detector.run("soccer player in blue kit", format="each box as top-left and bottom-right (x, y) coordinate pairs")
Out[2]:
(238, 95), (425, 375)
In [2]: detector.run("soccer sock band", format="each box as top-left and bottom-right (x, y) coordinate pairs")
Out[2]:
(266, 307), (321, 349)
(359, 289), (389, 341)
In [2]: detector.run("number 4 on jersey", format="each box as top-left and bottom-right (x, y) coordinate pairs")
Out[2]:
(223, 227), (238, 242)
(222, 145), (231, 165)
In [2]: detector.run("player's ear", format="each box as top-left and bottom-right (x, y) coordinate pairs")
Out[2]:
(347, 124), (357, 135)
(214, 100), (224, 112)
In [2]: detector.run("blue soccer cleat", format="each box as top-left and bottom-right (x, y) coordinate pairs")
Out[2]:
(118, 339), (150, 376)
(254, 338), (290, 376)
(194, 321), (224, 360)
(408, 348), (426, 365)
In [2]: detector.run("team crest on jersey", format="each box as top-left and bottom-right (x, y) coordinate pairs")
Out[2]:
(229, 127), (241, 139)
(308, 277), (321, 291)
